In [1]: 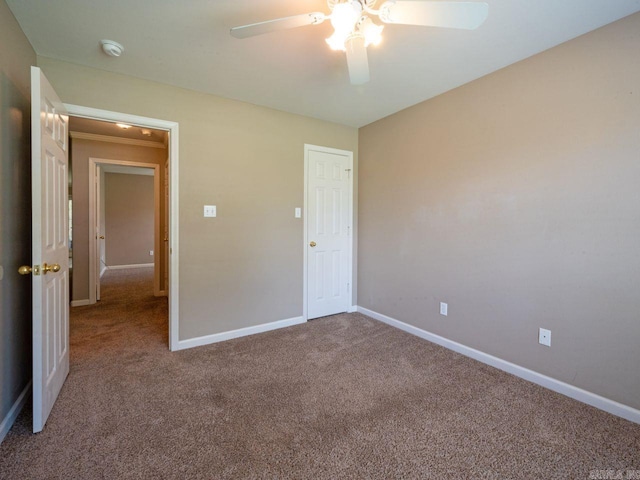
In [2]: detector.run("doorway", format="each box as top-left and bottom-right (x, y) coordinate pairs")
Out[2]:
(66, 105), (180, 351)
(88, 158), (161, 302)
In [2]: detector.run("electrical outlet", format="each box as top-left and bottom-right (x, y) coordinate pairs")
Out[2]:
(149, 250), (154, 256)
(440, 302), (448, 316)
(539, 328), (551, 347)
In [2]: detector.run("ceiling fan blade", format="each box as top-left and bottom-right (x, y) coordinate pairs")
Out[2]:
(380, 1), (489, 30)
(345, 35), (370, 85)
(230, 12), (325, 39)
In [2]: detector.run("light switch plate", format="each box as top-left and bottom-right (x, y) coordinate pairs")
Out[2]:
(440, 302), (448, 316)
(295, 207), (301, 218)
(204, 205), (217, 217)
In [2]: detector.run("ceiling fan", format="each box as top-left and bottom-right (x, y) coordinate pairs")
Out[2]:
(230, 1), (489, 85)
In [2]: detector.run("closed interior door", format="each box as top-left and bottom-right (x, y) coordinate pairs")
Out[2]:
(306, 146), (353, 320)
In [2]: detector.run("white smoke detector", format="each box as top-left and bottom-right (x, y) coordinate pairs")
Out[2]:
(100, 39), (124, 57)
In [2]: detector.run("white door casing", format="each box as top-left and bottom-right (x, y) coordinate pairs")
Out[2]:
(163, 156), (169, 295)
(65, 104), (179, 351)
(95, 164), (103, 301)
(31, 66), (70, 433)
(304, 144), (353, 320)
(88, 158), (160, 303)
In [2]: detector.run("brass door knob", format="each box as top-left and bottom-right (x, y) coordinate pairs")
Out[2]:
(310, 241), (317, 247)
(18, 265), (33, 275)
(42, 263), (61, 274)
(19, 265), (41, 276)
(99, 235), (105, 239)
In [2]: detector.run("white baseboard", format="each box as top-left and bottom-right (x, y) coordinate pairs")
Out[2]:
(70, 299), (92, 307)
(100, 265), (107, 277)
(357, 306), (640, 425)
(0, 381), (31, 444)
(176, 316), (306, 351)
(347, 305), (357, 313)
(107, 263), (154, 270)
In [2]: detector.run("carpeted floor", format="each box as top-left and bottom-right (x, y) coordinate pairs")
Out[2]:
(1, 268), (639, 479)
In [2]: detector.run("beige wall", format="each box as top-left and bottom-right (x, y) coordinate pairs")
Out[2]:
(358, 13), (640, 410)
(70, 138), (167, 301)
(105, 173), (155, 266)
(40, 56), (359, 339)
(0, 0), (35, 427)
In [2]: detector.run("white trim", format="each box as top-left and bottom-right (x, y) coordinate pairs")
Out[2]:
(100, 264), (107, 277)
(175, 316), (306, 351)
(70, 299), (91, 307)
(303, 144), (354, 321)
(70, 131), (165, 149)
(65, 104), (179, 352)
(357, 306), (640, 425)
(106, 263), (154, 270)
(0, 381), (31, 444)
(88, 158), (160, 300)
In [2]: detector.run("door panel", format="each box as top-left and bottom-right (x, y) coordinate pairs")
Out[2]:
(31, 66), (69, 433)
(306, 147), (352, 319)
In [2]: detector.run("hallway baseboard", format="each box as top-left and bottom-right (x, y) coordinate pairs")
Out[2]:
(107, 263), (154, 270)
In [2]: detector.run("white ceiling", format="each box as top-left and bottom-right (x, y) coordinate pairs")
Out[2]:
(7, 0), (640, 127)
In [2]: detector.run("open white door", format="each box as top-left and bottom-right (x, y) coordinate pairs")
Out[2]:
(30, 66), (70, 433)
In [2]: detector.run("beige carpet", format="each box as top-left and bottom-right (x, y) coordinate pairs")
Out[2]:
(1, 268), (639, 479)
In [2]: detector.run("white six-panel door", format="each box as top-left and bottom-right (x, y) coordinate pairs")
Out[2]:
(31, 67), (70, 433)
(305, 145), (353, 320)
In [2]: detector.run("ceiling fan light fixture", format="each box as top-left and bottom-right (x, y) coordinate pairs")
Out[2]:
(230, 0), (489, 85)
(330, 1), (362, 36)
(326, 1), (365, 51)
(361, 17), (384, 47)
(326, 32), (347, 51)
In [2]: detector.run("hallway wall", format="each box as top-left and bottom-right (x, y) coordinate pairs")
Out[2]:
(105, 172), (155, 266)
(70, 138), (167, 301)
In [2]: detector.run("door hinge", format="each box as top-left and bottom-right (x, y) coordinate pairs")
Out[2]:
(347, 282), (350, 293)
(345, 168), (351, 179)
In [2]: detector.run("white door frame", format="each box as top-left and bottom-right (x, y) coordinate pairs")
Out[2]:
(303, 144), (355, 320)
(88, 158), (161, 299)
(66, 104), (180, 351)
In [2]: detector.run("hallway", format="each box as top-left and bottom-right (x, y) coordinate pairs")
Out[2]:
(71, 267), (168, 357)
